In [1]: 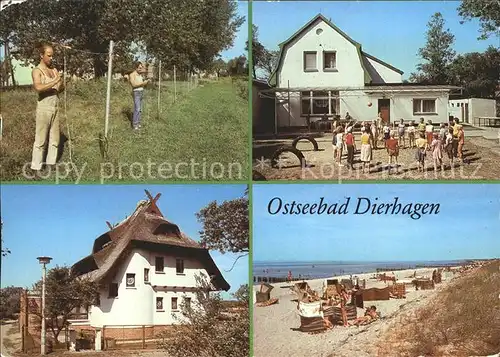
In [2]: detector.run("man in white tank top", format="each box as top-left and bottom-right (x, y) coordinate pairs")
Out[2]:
(129, 62), (149, 129)
(30, 43), (64, 177)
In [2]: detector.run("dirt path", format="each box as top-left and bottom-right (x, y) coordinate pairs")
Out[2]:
(253, 134), (500, 181)
(1, 322), (21, 357)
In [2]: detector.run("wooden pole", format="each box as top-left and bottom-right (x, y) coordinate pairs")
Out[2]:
(142, 325), (145, 349)
(288, 80), (291, 127)
(63, 49), (73, 165)
(104, 40), (114, 138)
(157, 60), (161, 118)
(173, 65), (177, 103)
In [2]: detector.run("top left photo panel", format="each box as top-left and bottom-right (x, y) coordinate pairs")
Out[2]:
(0, 0), (250, 183)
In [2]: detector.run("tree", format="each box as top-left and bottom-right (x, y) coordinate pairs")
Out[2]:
(246, 25), (266, 79)
(0, 286), (22, 319)
(196, 191), (249, 254)
(246, 25), (280, 79)
(159, 274), (249, 357)
(0, 0), (139, 77)
(259, 49), (280, 79)
(0, 0), (244, 77)
(138, 0), (244, 72)
(227, 55), (248, 77)
(458, 0), (500, 40)
(410, 12), (456, 84)
(449, 46), (500, 98)
(31, 266), (99, 341)
(210, 58), (228, 78)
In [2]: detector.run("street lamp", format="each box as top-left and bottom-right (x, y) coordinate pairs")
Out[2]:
(37, 256), (52, 355)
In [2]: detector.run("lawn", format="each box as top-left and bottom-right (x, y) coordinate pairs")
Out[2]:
(1, 77), (249, 182)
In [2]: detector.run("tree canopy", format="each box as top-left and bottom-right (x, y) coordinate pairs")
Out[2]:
(246, 24), (279, 79)
(410, 12), (456, 84)
(196, 191), (249, 254)
(0, 0), (244, 77)
(31, 266), (99, 340)
(458, 0), (500, 40)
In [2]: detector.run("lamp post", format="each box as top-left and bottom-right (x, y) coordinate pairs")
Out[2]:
(37, 256), (52, 355)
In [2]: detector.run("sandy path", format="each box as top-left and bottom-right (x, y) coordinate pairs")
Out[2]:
(1, 322), (20, 357)
(253, 268), (455, 357)
(253, 134), (500, 180)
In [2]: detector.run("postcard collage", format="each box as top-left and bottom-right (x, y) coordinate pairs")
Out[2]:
(0, 0), (499, 356)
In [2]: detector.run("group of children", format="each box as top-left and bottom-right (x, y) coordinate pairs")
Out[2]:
(331, 116), (466, 174)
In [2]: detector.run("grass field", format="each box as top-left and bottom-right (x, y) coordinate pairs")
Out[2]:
(1, 77), (249, 182)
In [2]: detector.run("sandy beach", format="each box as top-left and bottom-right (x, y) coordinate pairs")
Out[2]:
(253, 267), (456, 357)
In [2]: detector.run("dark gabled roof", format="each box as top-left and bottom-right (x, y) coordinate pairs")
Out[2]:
(268, 14), (403, 86)
(71, 198), (230, 291)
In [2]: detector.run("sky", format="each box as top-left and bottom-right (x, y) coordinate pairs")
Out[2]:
(253, 0), (499, 79)
(253, 184), (500, 262)
(0, 185), (248, 300)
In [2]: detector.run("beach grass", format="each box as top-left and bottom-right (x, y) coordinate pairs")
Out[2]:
(379, 260), (500, 356)
(1, 77), (249, 182)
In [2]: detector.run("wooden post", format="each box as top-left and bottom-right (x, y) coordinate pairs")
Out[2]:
(63, 49), (73, 165)
(21, 325), (25, 353)
(104, 40), (114, 138)
(102, 326), (106, 350)
(142, 325), (145, 349)
(157, 60), (161, 118)
(173, 65), (177, 103)
(288, 80), (291, 127)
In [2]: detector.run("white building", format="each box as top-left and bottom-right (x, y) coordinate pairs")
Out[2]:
(70, 194), (229, 332)
(448, 98), (497, 125)
(256, 14), (460, 134)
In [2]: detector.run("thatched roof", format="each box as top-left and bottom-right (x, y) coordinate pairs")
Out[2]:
(71, 194), (229, 291)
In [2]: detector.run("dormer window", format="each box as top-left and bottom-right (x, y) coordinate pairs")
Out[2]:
(324, 51), (337, 71)
(303, 51), (317, 72)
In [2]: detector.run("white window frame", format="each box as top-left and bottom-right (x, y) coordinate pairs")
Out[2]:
(171, 297), (178, 311)
(323, 51), (337, 71)
(156, 297), (164, 311)
(413, 98), (437, 115)
(300, 91), (340, 116)
(126, 273), (135, 288)
(303, 51), (318, 72)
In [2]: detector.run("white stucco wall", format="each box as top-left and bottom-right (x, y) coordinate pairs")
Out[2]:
(277, 19), (365, 88)
(277, 90), (450, 127)
(89, 248), (210, 327)
(449, 98), (496, 124)
(363, 56), (402, 84)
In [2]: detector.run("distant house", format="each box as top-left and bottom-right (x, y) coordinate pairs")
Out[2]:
(257, 14), (460, 133)
(69, 192), (229, 341)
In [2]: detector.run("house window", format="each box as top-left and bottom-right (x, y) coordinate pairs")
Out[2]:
(156, 297), (163, 311)
(126, 273), (135, 288)
(144, 268), (149, 283)
(301, 91), (340, 116)
(323, 51), (337, 70)
(303, 51), (317, 71)
(176, 259), (184, 274)
(108, 283), (118, 298)
(413, 99), (436, 114)
(172, 297), (178, 311)
(155, 257), (164, 273)
(185, 297), (191, 310)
